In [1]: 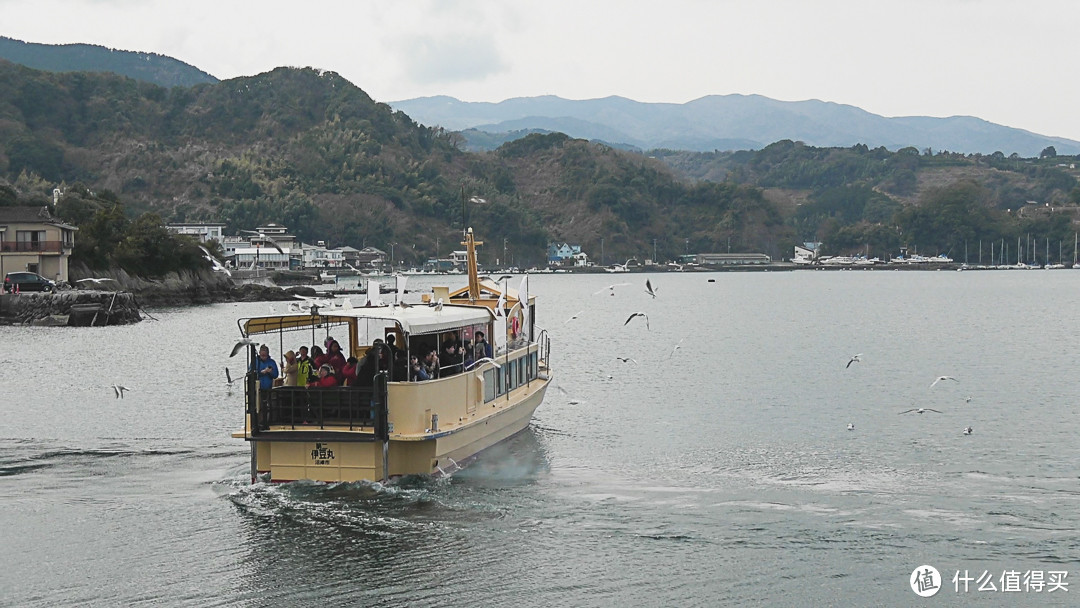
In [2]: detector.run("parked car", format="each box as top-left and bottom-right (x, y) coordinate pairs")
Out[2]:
(3, 272), (56, 293)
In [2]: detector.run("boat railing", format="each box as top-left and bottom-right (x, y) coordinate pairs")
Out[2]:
(535, 327), (551, 368)
(248, 378), (387, 434)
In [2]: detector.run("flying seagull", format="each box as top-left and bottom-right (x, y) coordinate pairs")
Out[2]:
(230, 337), (257, 357)
(962, 426), (973, 435)
(645, 279), (659, 298)
(669, 337), (685, 359)
(225, 367), (235, 384)
(565, 310), (585, 324)
(468, 196), (487, 204)
(240, 230), (285, 254)
(846, 354), (862, 368)
(847, 423), (855, 431)
(465, 357), (502, 371)
(930, 376), (959, 389)
(555, 384), (580, 405)
(898, 407), (943, 415)
(624, 312), (650, 330)
(593, 283), (630, 296)
(112, 384), (131, 399)
(75, 277), (117, 286)
(615, 357), (638, 364)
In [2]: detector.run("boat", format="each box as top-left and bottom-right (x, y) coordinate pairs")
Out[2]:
(231, 227), (552, 483)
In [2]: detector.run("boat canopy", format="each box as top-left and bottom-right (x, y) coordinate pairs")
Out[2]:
(242, 303), (493, 337)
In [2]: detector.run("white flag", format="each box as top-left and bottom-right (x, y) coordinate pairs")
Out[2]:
(366, 280), (382, 306)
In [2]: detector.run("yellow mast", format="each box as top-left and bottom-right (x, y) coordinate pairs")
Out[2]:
(463, 228), (483, 302)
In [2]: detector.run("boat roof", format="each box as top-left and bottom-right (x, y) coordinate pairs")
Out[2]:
(242, 303), (494, 337)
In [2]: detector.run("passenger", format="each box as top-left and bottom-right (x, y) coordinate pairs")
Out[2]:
(422, 349), (440, 379)
(355, 339), (385, 387)
(410, 354), (430, 381)
(473, 331), (493, 360)
(392, 350), (408, 381)
(296, 346), (313, 386)
(386, 333), (402, 359)
(252, 345), (279, 391)
(326, 340), (347, 375)
(307, 363), (338, 388)
(441, 339), (462, 376)
(281, 350), (298, 386)
(311, 345), (327, 369)
(341, 356), (359, 386)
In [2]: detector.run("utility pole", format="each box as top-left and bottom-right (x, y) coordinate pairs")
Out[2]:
(652, 239), (657, 263)
(503, 237), (508, 269)
(601, 238), (604, 265)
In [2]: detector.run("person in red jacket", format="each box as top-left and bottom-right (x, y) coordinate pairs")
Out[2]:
(307, 364), (338, 388)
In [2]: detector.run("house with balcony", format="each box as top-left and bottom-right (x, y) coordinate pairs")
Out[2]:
(0, 206), (77, 283)
(547, 242), (582, 266)
(165, 222), (227, 244)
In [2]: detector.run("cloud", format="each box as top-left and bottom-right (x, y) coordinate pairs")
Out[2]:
(397, 34), (508, 86)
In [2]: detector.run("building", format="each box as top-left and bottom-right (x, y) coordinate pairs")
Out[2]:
(694, 253), (772, 266)
(0, 206), (77, 282)
(547, 242), (582, 265)
(165, 222), (226, 243)
(354, 246), (386, 267)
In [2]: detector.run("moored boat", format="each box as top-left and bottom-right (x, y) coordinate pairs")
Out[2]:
(231, 228), (551, 483)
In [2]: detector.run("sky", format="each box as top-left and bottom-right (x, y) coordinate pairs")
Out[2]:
(5, 0), (1080, 141)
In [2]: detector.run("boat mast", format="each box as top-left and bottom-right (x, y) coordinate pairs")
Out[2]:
(463, 228), (483, 302)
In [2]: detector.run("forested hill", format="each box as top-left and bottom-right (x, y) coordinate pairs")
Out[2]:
(1, 60), (1079, 267)
(0, 36), (217, 88)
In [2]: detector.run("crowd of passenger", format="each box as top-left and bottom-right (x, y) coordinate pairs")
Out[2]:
(251, 329), (500, 389)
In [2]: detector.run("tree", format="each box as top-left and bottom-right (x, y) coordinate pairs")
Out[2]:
(1040, 146), (1058, 159)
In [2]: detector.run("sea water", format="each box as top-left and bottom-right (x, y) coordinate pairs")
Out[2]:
(1, 270), (1079, 606)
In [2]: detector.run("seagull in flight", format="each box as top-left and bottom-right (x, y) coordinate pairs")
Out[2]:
(669, 338), (684, 359)
(240, 230), (285, 254)
(225, 367), (235, 384)
(964, 396), (972, 403)
(468, 196), (487, 204)
(930, 376), (959, 389)
(112, 384), (131, 399)
(846, 354), (862, 368)
(564, 310), (585, 324)
(76, 277), (117, 286)
(615, 357), (638, 364)
(624, 312), (650, 330)
(847, 423), (855, 431)
(962, 426), (973, 435)
(465, 357), (502, 371)
(594, 283), (630, 296)
(645, 279), (659, 298)
(230, 337), (258, 357)
(898, 407), (943, 415)
(555, 385), (580, 405)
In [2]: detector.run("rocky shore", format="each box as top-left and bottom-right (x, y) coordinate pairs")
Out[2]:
(0, 267), (318, 326)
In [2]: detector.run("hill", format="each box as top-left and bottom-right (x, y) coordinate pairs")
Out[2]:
(1, 61), (1078, 268)
(0, 36), (217, 88)
(390, 94), (1080, 158)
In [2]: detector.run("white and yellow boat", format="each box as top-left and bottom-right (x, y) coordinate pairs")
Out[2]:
(232, 229), (551, 483)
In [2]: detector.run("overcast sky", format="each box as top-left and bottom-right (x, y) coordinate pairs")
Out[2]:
(6, 0), (1080, 141)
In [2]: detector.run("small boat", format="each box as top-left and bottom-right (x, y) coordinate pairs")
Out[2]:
(231, 228), (552, 483)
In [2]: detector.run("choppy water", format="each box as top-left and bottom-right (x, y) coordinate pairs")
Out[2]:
(2, 270), (1079, 606)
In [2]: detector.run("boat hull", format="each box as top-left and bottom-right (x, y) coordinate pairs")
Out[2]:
(251, 377), (549, 483)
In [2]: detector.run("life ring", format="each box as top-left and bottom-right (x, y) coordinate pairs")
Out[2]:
(510, 315), (521, 336)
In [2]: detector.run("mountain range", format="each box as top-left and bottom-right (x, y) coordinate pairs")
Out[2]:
(390, 94), (1080, 158)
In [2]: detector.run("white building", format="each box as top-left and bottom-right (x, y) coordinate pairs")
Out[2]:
(166, 222), (227, 243)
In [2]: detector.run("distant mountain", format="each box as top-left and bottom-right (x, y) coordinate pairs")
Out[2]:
(0, 36), (217, 88)
(390, 94), (1080, 157)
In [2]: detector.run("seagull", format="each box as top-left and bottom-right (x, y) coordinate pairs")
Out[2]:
(645, 279), (659, 298)
(962, 426), (973, 435)
(465, 357), (502, 371)
(615, 357), (638, 364)
(669, 338), (684, 359)
(564, 310), (585, 324)
(593, 283), (630, 296)
(230, 337), (257, 357)
(847, 423), (855, 431)
(240, 230), (285, 254)
(112, 384), (131, 399)
(898, 408), (943, 415)
(554, 385), (580, 405)
(429, 298), (444, 312)
(468, 196), (487, 204)
(624, 312), (650, 330)
(75, 277), (116, 286)
(225, 367), (235, 384)
(930, 376), (959, 389)
(964, 396), (972, 403)
(846, 354), (862, 368)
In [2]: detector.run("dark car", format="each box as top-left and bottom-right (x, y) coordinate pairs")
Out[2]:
(4, 272), (56, 293)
